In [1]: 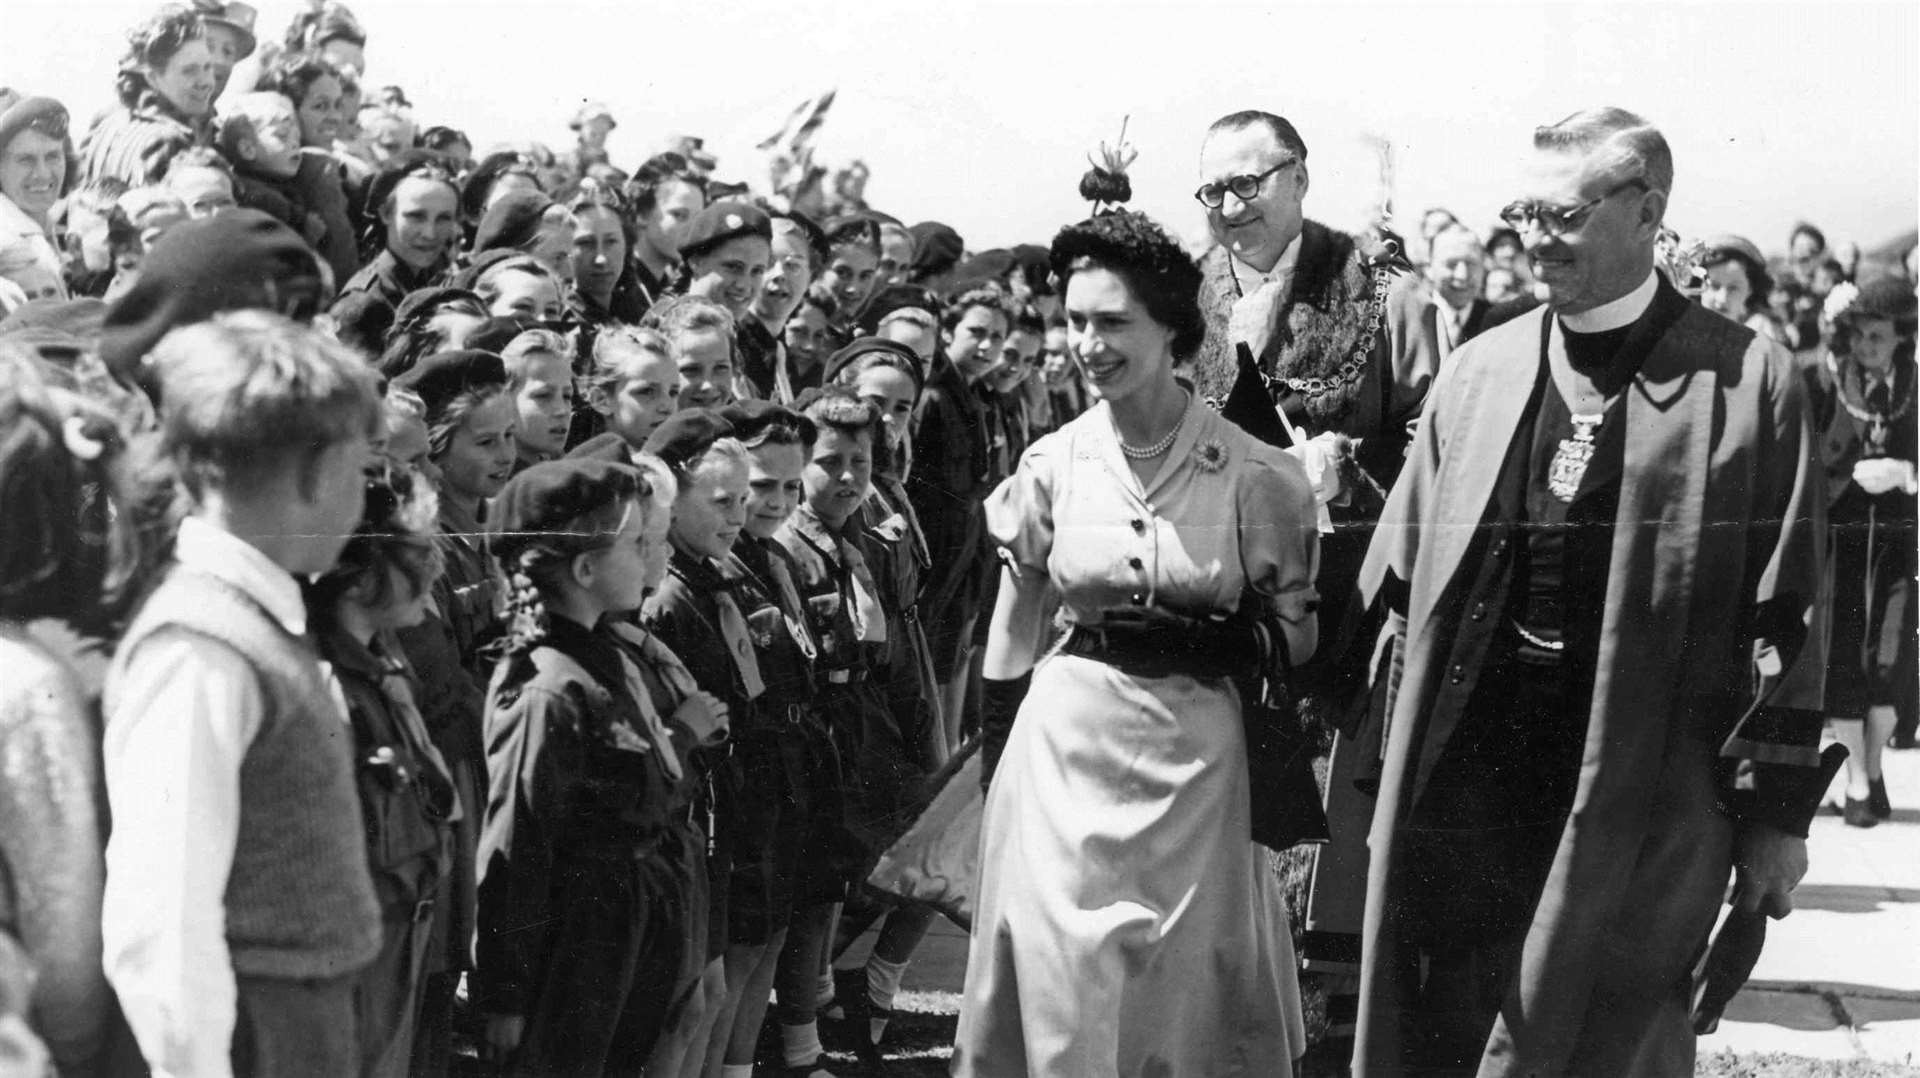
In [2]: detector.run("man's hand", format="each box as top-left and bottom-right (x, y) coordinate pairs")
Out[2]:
(1285, 431), (1346, 507)
(1732, 824), (1808, 919)
(484, 1014), (526, 1062)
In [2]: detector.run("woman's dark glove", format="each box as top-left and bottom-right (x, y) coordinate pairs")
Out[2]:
(980, 672), (1032, 794)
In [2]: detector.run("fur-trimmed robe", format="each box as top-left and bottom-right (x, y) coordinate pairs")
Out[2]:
(1193, 218), (1437, 522)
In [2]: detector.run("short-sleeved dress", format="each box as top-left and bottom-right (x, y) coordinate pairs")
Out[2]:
(951, 395), (1317, 1078)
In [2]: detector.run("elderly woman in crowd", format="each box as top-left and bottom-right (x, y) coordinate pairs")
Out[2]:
(0, 98), (75, 307)
(81, 5), (219, 188)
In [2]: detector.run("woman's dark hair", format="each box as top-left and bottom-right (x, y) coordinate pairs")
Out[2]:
(379, 288), (487, 377)
(1790, 222), (1826, 255)
(303, 465), (442, 632)
(284, 1), (367, 52)
(1048, 211), (1206, 363)
(1702, 248), (1774, 317)
(115, 5), (210, 108)
(825, 216), (883, 257)
(420, 126), (470, 156)
(622, 152), (706, 222)
(0, 346), (142, 629)
(261, 51), (347, 111)
(460, 151), (545, 225)
(941, 285), (1010, 331)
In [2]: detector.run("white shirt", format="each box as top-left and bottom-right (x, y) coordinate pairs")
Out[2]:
(1562, 269), (1658, 333)
(101, 518), (316, 1078)
(1228, 233), (1303, 362)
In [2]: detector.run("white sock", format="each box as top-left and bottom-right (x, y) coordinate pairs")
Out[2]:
(781, 1020), (824, 1068)
(815, 966), (838, 1012)
(722, 1067), (754, 1078)
(867, 953), (909, 1041)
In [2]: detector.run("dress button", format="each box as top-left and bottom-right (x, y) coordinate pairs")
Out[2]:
(1128, 557), (1144, 570)
(1471, 602), (1487, 621)
(1449, 663), (1465, 685)
(1492, 538), (1509, 558)
(1130, 518), (1146, 534)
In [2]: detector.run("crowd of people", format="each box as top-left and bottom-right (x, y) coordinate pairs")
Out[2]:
(0, 4), (1915, 1078)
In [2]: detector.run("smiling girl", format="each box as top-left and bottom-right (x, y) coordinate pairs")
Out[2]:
(81, 6), (218, 187)
(647, 294), (739, 411)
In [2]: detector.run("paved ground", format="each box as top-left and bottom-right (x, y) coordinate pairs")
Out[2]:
(814, 742), (1920, 1076)
(1695, 743), (1920, 1070)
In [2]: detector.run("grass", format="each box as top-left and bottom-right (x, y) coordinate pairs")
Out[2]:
(1695, 1050), (1920, 1077)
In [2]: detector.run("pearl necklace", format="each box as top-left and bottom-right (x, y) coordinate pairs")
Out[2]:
(1115, 405), (1187, 460)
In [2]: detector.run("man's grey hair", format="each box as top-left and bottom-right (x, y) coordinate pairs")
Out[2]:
(1533, 107), (1673, 200)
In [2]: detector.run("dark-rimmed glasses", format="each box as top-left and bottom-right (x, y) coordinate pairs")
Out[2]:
(1193, 159), (1298, 209)
(1499, 178), (1649, 237)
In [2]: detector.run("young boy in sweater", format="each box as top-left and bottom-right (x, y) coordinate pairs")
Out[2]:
(101, 311), (385, 1078)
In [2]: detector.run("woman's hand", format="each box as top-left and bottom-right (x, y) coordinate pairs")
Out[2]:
(673, 690), (731, 745)
(1732, 824), (1808, 919)
(484, 1014), (526, 1061)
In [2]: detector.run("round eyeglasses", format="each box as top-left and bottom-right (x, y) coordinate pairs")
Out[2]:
(1193, 159), (1298, 209)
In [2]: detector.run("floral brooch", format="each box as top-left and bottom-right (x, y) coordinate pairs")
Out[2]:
(1193, 437), (1228, 474)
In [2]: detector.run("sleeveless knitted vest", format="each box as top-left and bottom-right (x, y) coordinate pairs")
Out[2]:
(107, 565), (382, 980)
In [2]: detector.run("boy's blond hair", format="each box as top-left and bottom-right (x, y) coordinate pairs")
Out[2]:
(151, 311), (381, 499)
(499, 327), (574, 390)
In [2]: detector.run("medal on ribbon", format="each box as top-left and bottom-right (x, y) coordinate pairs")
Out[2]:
(1548, 413), (1605, 502)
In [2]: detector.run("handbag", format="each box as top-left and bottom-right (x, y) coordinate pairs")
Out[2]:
(1242, 621), (1332, 852)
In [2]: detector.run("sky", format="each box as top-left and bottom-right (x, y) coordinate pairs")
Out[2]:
(10, 0), (1918, 259)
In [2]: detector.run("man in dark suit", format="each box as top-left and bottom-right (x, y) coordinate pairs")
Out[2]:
(1423, 225), (1493, 358)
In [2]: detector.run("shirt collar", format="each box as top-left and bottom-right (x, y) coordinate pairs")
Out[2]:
(174, 517), (307, 637)
(1231, 231), (1302, 289)
(1561, 269), (1658, 333)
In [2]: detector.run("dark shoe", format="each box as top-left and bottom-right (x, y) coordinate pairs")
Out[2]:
(848, 995), (892, 1075)
(1844, 797), (1881, 828)
(1868, 778), (1893, 820)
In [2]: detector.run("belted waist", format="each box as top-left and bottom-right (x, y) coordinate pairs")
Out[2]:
(1059, 622), (1258, 680)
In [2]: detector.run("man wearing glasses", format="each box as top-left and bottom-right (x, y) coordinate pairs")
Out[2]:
(1351, 107), (1826, 1077)
(1190, 111), (1435, 1056)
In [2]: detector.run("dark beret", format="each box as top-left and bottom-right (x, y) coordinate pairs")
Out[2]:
(392, 286), (484, 329)
(0, 97), (69, 160)
(328, 291), (393, 358)
(641, 407), (736, 472)
(99, 209), (323, 383)
(820, 336), (926, 395)
(365, 152), (453, 220)
(462, 315), (532, 356)
(450, 248), (536, 292)
(390, 348), (506, 413)
(471, 191), (553, 256)
(460, 150), (542, 222)
(908, 221), (964, 278)
(853, 284), (942, 336)
(774, 210), (830, 268)
(678, 200), (772, 262)
(717, 399), (816, 446)
(488, 458), (644, 554)
(565, 431), (633, 464)
(1846, 276), (1918, 327)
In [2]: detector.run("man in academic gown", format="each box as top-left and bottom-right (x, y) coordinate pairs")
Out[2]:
(1351, 107), (1827, 1077)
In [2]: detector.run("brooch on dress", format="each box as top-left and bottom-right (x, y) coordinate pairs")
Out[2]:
(1193, 437), (1229, 474)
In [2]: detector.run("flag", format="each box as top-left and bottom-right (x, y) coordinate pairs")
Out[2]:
(756, 88), (837, 160)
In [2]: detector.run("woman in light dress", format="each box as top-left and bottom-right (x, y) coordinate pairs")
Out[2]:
(952, 199), (1320, 1077)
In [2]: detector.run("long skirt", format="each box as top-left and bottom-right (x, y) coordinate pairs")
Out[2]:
(952, 653), (1303, 1077)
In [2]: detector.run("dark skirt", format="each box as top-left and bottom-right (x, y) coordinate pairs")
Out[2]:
(1826, 514), (1917, 717)
(817, 679), (929, 886)
(720, 725), (815, 945)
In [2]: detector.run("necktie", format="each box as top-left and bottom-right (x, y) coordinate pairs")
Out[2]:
(613, 647), (685, 780)
(836, 537), (889, 645)
(762, 552), (819, 662)
(712, 584), (768, 698)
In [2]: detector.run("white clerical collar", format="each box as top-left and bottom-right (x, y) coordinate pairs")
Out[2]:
(1231, 231), (1302, 289)
(1561, 269), (1658, 333)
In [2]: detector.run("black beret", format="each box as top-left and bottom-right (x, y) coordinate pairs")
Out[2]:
(678, 201), (771, 261)
(565, 431), (633, 464)
(774, 210), (830, 268)
(0, 97), (69, 161)
(100, 209), (323, 382)
(391, 348), (507, 414)
(908, 221), (964, 278)
(489, 458), (644, 555)
(717, 399), (816, 446)
(821, 336), (926, 395)
(471, 191), (553, 256)
(329, 291), (393, 358)
(853, 284), (942, 336)
(392, 286), (484, 329)
(365, 152), (454, 221)
(450, 248), (535, 292)
(1845, 276), (1918, 328)
(641, 407), (735, 472)
(462, 315), (532, 356)
(460, 150), (542, 223)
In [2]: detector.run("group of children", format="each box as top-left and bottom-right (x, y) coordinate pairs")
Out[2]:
(0, 255), (1018, 1076)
